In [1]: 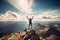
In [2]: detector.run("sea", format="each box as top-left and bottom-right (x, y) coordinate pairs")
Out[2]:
(0, 21), (60, 37)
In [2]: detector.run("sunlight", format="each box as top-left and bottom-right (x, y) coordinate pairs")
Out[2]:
(7, 0), (34, 14)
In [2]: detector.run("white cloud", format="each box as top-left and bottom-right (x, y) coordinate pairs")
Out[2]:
(0, 9), (60, 21)
(41, 16), (60, 19)
(39, 9), (60, 16)
(0, 11), (26, 21)
(32, 9), (60, 21)
(7, 0), (34, 14)
(38, 9), (60, 18)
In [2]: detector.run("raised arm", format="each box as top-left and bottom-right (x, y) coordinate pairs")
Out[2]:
(32, 16), (34, 19)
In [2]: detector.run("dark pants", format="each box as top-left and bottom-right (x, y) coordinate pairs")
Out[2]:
(29, 23), (32, 30)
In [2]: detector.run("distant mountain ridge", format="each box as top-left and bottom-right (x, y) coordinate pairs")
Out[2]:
(45, 26), (60, 37)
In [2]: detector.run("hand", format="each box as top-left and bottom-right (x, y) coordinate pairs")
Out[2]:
(32, 16), (34, 19)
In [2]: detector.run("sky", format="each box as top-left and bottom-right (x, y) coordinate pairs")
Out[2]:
(0, 0), (60, 36)
(0, 0), (60, 21)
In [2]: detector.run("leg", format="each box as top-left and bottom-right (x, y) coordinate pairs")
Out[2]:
(31, 23), (32, 30)
(28, 24), (30, 29)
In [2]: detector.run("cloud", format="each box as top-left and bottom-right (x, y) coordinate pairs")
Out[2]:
(0, 11), (26, 21)
(42, 16), (51, 19)
(32, 9), (60, 21)
(42, 16), (60, 19)
(0, 9), (60, 21)
(7, 0), (34, 14)
(37, 9), (60, 19)
(39, 9), (60, 16)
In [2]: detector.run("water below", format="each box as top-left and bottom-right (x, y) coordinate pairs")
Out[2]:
(0, 21), (60, 37)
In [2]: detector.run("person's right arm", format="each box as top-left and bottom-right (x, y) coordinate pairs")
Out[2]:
(32, 16), (34, 19)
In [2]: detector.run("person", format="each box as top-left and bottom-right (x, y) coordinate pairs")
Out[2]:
(27, 16), (34, 30)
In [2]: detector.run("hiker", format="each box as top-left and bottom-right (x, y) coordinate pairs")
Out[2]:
(27, 16), (34, 29)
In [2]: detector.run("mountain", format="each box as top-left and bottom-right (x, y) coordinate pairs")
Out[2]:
(45, 25), (60, 37)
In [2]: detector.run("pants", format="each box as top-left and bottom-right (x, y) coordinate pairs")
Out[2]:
(29, 23), (32, 30)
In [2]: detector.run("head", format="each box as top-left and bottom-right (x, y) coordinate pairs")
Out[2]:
(30, 17), (32, 19)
